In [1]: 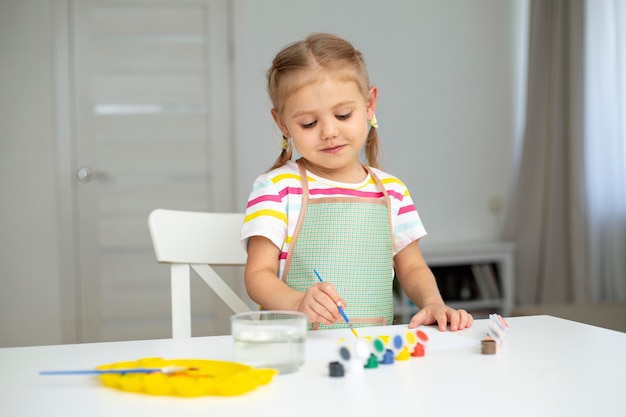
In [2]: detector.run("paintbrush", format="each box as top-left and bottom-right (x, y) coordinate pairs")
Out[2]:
(39, 366), (197, 376)
(313, 269), (359, 338)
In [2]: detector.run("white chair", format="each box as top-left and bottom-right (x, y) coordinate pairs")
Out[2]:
(148, 209), (252, 338)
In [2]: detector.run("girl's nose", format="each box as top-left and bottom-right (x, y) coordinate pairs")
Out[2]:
(320, 119), (339, 140)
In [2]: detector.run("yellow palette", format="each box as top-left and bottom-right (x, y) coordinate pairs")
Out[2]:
(96, 357), (277, 397)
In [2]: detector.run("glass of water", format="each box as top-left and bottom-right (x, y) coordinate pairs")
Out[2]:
(231, 311), (307, 374)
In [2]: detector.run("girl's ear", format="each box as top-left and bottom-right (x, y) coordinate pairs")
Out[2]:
(271, 108), (290, 138)
(366, 86), (378, 119)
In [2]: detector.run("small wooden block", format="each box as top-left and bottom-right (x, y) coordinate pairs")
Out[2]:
(481, 337), (497, 355)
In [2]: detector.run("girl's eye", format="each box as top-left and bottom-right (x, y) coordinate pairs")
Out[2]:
(336, 112), (352, 121)
(301, 121), (317, 129)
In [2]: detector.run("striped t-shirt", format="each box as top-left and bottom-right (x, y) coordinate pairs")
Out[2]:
(241, 160), (427, 279)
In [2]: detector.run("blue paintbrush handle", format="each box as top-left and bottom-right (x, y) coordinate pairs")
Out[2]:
(313, 269), (351, 324)
(337, 306), (351, 324)
(314, 269), (359, 338)
(39, 367), (186, 376)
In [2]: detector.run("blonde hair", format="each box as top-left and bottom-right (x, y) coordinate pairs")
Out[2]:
(267, 33), (381, 170)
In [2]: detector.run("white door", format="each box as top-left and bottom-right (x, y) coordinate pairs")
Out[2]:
(70, 0), (234, 342)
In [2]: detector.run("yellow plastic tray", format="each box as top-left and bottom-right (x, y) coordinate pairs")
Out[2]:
(96, 357), (278, 397)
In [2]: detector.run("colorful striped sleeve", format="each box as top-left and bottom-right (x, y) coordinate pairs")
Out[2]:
(241, 167), (296, 252)
(378, 171), (427, 255)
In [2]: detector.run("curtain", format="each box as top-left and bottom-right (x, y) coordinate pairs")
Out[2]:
(585, 0), (626, 302)
(504, 0), (585, 305)
(504, 0), (626, 306)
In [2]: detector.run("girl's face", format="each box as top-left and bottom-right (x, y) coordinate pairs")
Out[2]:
(272, 73), (377, 183)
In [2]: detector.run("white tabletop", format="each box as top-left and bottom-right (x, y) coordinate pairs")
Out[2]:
(1, 315), (624, 417)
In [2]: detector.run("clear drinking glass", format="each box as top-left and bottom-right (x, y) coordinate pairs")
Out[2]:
(231, 311), (307, 374)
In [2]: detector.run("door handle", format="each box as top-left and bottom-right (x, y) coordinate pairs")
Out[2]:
(76, 166), (109, 182)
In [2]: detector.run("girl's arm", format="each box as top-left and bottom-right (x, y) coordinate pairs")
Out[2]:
(244, 235), (343, 324)
(394, 240), (474, 331)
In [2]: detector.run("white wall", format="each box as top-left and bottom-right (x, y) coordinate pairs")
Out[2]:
(233, 0), (529, 244)
(0, 0), (528, 347)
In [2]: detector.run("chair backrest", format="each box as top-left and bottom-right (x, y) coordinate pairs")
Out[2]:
(148, 209), (252, 338)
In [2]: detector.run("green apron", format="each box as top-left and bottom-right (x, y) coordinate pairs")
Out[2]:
(282, 161), (395, 329)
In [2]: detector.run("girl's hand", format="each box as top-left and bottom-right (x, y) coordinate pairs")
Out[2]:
(408, 304), (474, 332)
(297, 282), (345, 325)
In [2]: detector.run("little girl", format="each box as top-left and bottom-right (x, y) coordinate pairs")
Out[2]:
(241, 33), (473, 332)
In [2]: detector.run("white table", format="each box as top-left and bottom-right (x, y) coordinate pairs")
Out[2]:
(1, 316), (624, 417)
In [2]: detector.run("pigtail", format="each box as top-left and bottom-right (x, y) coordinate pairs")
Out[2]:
(269, 138), (293, 170)
(365, 127), (381, 169)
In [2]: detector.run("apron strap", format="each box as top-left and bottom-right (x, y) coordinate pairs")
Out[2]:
(281, 161), (310, 283)
(363, 165), (394, 248)
(311, 316), (387, 330)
